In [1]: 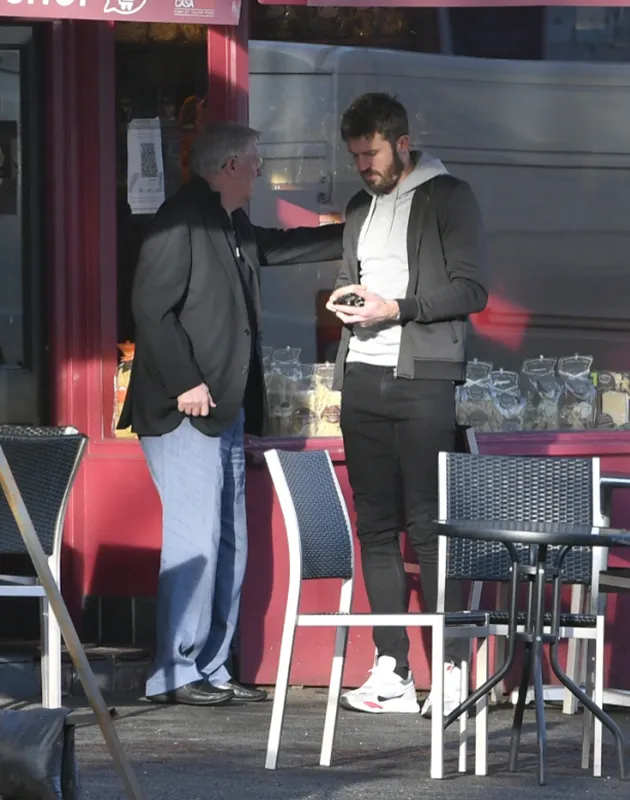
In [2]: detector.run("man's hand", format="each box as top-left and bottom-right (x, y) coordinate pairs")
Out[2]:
(327, 285), (400, 327)
(177, 383), (216, 417)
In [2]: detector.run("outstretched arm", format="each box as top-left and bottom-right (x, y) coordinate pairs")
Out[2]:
(254, 222), (344, 266)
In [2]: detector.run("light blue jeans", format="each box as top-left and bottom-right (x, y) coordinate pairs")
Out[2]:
(140, 412), (247, 696)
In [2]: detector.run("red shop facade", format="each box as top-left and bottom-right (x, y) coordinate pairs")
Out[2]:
(2, 0), (630, 693)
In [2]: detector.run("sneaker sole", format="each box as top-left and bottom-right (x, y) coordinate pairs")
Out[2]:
(340, 694), (420, 714)
(420, 702), (461, 719)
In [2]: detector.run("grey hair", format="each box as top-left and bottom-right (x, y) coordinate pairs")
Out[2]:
(189, 121), (260, 176)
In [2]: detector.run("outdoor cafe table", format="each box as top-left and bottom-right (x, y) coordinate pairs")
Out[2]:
(434, 519), (630, 785)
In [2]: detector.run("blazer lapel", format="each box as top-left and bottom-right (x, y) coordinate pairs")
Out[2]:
(202, 202), (248, 314)
(185, 176), (245, 309)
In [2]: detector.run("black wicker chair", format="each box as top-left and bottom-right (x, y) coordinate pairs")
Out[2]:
(264, 448), (488, 779)
(437, 451), (607, 777)
(0, 426), (87, 707)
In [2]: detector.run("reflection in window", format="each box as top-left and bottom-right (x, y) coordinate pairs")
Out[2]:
(115, 23), (208, 344)
(250, 6), (441, 53)
(0, 51), (22, 368)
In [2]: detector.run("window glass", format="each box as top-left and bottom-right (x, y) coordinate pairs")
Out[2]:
(0, 51), (23, 370)
(113, 23), (207, 437)
(0, 30), (44, 426)
(249, 10), (630, 436)
(115, 23), (208, 345)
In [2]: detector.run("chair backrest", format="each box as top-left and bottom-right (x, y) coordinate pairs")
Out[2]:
(438, 452), (602, 584)
(0, 427), (87, 558)
(264, 449), (353, 582)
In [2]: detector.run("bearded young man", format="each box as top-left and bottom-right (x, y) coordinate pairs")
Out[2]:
(327, 93), (488, 716)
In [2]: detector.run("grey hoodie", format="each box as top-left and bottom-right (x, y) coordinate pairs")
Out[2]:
(346, 152), (449, 368)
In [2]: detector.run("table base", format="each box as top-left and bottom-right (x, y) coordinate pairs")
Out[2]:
(444, 544), (627, 785)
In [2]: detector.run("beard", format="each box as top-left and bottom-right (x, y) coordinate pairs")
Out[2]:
(360, 150), (405, 196)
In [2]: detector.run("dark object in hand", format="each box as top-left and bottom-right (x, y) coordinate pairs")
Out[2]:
(334, 292), (365, 308)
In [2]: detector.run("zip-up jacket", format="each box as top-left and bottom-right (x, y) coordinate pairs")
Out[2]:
(332, 173), (488, 389)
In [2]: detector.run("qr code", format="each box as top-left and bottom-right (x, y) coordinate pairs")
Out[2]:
(140, 143), (158, 178)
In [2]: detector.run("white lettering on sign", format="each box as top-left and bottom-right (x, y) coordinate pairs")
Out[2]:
(103, 0), (148, 15)
(175, 0), (194, 7)
(6, 0), (87, 6)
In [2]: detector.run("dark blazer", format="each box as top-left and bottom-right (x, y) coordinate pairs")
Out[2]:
(118, 175), (343, 438)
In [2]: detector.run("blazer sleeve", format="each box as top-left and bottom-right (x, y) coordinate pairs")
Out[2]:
(397, 181), (489, 325)
(131, 206), (203, 398)
(253, 222), (344, 266)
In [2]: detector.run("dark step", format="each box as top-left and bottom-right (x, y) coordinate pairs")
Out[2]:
(0, 642), (152, 703)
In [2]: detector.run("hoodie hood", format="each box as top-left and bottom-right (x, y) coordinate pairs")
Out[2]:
(397, 150), (449, 194)
(359, 151), (449, 243)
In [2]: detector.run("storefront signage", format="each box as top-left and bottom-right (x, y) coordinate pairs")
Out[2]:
(2, 0), (240, 24)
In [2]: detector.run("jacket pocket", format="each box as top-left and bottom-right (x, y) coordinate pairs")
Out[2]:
(403, 320), (466, 365)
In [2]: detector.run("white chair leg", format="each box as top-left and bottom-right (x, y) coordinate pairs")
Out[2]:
(265, 615), (298, 770)
(593, 620), (605, 777)
(320, 625), (349, 767)
(430, 620), (445, 780)
(563, 586), (585, 715)
(458, 655), (469, 773)
(475, 636), (489, 777)
(491, 583), (508, 704)
(581, 639), (595, 771)
(41, 596), (62, 709)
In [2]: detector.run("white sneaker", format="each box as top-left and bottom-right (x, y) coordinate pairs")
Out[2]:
(340, 656), (420, 714)
(420, 661), (462, 718)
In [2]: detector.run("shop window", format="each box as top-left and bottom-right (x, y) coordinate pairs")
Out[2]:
(250, 5), (441, 53)
(112, 14), (630, 440)
(544, 8), (630, 62)
(115, 23), (208, 346)
(248, 17), (630, 437)
(449, 8), (544, 60)
(0, 28), (44, 425)
(250, 5), (439, 439)
(113, 23), (208, 437)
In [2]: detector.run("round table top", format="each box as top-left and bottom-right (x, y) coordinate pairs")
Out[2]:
(435, 519), (630, 549)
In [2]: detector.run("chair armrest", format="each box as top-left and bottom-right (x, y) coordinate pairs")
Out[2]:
(599, 567), (630, 593)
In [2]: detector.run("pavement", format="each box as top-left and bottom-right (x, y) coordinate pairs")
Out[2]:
(7, 688), (629, 800)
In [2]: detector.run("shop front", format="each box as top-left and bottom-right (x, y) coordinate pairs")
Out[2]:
(2, 0), (630, 694)
(0, 3), (248, 638)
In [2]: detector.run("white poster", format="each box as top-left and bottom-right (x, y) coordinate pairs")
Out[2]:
(127, 118), (165, 215)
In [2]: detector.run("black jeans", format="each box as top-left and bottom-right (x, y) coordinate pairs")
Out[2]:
(340, 362), (467, 670)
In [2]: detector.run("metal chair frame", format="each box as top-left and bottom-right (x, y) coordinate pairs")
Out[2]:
(437, 451), (608, 777)
(0, 426), (87, 708)
(264, 448), (489, 779)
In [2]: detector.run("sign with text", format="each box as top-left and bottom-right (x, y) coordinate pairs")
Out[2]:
(1, 0), (241, 24)
(127, 118), (165, 215)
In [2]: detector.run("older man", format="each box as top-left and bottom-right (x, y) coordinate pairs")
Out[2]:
(119, 122), (343, 706)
